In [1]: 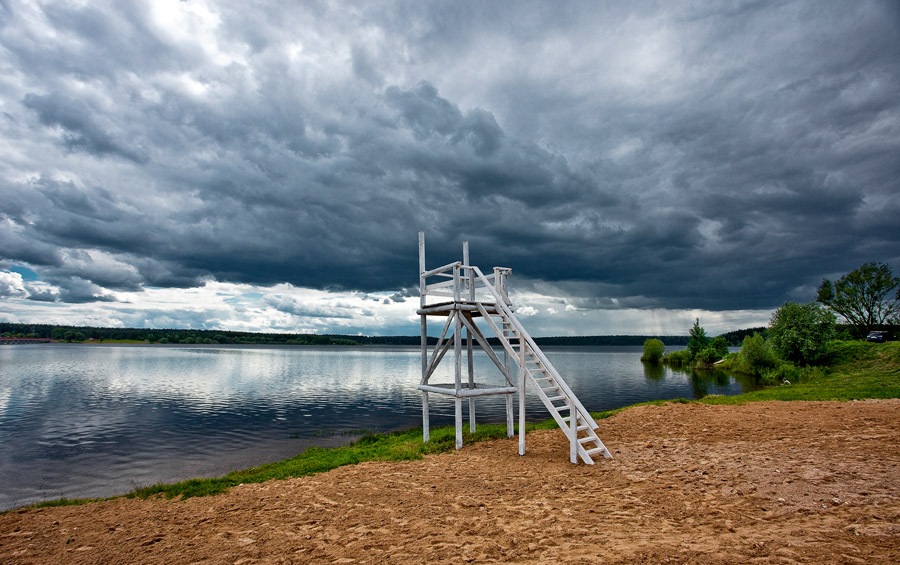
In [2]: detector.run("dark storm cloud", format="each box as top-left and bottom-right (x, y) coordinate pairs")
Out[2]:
(1, 0), (898, 314)
(23, 93), (149, 163)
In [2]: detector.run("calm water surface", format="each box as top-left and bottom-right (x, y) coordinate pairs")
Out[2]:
(0, 343), (756, 509)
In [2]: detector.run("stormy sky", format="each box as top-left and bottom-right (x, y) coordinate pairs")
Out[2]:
(1, 0), (898, 336)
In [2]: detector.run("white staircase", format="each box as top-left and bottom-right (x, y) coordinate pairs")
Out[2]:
(470, 266), (612, 464)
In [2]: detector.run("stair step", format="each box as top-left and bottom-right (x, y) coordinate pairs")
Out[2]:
(546, 395), (566, 402)
(585, 447), (608, 456)
(578, 436), (597, 444)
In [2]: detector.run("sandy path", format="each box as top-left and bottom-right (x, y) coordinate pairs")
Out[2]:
(2, 400), (898, 564)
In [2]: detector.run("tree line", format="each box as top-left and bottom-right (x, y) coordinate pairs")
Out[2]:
(0, 323), (721, 347)
(0, 324), (372, 346)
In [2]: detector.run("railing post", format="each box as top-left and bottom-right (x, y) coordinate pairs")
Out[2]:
(494, 267), (511, 305)
(463, 241), (473, 301)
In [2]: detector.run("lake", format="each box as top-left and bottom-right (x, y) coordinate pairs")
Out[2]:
(0, 343), (756, 510)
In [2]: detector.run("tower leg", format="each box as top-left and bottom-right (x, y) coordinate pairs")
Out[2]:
(518, 336), (526, 456)
(569, 398), (577, 464)
(422, 391), (430, 442)
(455, 397), (463, 450)
(467, 323), (475, 433)
(506, 395), (514, 438)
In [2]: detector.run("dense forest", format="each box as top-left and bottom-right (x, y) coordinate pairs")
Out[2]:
(0, 322), (763, 347)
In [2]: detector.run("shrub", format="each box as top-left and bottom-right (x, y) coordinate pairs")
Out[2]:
(662, 349), (692, 367)
(641, 338), (666, 363)
(693, 346), (721, 368)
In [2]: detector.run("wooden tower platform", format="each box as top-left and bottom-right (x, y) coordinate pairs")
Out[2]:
(417, 232), (612, 464)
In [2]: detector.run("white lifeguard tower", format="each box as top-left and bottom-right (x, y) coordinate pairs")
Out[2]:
(417, 232), (611, 463)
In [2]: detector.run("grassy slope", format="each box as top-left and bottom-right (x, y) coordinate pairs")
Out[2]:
(701, 340), (900, 404)
(15, 340), (900, 510)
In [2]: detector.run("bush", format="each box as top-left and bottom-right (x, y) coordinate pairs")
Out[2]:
(734, 333), (779, 376)
(693, 346), (721, 367)
(662, 349), (692, 367)
(641, 338), (666, 363)
(768, 302), (836, 365)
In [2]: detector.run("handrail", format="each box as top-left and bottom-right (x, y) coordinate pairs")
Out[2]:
(470, 266), (598, 429)
(421, 261), (461, 279)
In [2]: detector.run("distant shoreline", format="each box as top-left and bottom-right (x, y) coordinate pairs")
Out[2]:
(2, 321), (710, 346)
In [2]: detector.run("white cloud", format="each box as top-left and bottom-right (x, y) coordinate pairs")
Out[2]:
(0, 271), (28, 298)
(516, 306), (538, 317)
(0, 277), (418, 335)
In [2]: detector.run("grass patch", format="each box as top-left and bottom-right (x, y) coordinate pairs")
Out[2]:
(125, 422), (551, 502)
(700, 340), (900, 404)
(12, 340), (898, 512)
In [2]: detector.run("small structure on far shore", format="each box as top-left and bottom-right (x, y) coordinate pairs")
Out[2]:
(0, 337), (51, 344)
(417, 232), (611, 464)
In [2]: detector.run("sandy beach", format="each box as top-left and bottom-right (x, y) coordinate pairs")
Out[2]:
(2, 399), (898, 564)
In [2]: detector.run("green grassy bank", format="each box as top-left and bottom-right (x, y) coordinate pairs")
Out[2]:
(13, 340), (899, 512)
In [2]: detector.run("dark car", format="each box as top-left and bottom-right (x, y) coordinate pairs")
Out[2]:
(866, 331), (890, 343)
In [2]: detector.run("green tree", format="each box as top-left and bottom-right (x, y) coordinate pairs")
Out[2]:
(735, 332), (779, 376)
(641, 338), (666, 363)
(710, 336), (729, 358)
(768, 302), (835, 365)
(687, 319), (709, 359)
(817, 262), (900, 337)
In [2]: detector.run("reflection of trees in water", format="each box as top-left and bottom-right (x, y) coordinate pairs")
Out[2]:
(689, 372), (709, 398)
(667, 366), (762, 398)
(689, 370), (730, 397)
(730, 372), (763, 392)
(642, 362), (666, 381)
